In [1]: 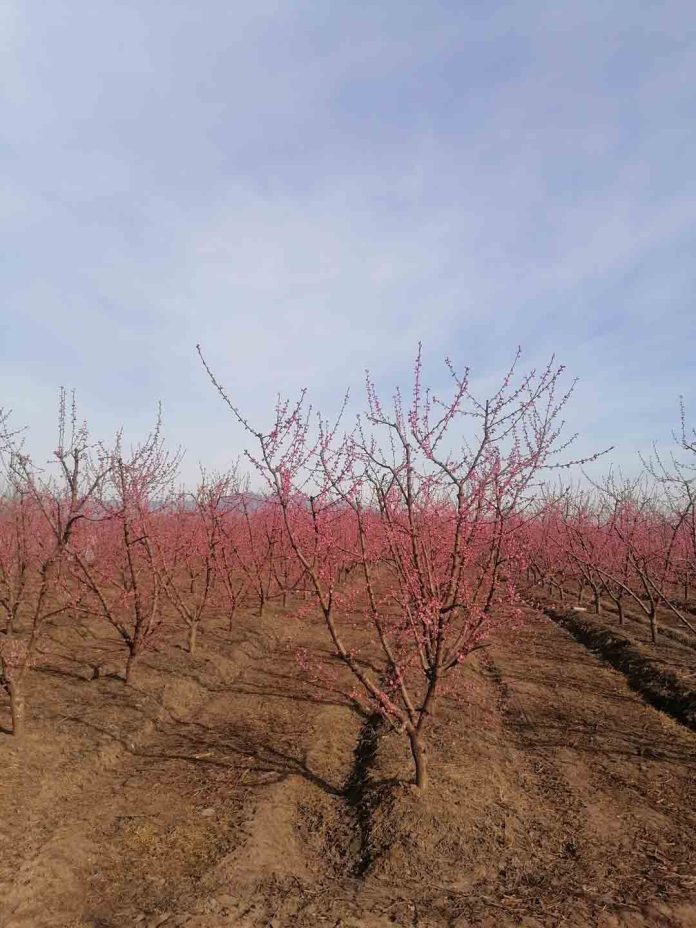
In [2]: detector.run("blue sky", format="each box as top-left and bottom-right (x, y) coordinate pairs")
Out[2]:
(1, 1), (695, 482)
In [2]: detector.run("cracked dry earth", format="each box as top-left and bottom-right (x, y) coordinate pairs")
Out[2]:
(1, 604), (695, 928)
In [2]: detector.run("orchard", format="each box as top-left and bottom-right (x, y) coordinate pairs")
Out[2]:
(2, 350), (694, 793)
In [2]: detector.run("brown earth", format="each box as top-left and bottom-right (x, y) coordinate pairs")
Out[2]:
(531, 588), (696, 731)
(1, 604), (696, 928)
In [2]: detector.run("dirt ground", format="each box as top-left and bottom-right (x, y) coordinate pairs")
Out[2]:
(531, 588), (696, 731)
(1, 603), (695, 928)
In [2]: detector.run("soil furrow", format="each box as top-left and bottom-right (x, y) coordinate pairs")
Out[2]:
(4, 605), (696, 927)
(480, 609), (696, 926)
(541, 604), (696, 731)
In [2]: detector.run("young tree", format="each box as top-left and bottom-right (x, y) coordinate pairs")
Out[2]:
(638, 402), (696, 636)
(214, 509), (250, 633)
(0, 490), (41, 636)
(585, 473), (674, 643)
(70, 413), (180, 683)
(157, 472), (229, 654)
(0, 392), (110, 735)
(200, 345), (597, 789)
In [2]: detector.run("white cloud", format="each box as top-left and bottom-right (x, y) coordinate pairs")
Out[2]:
(1, 1), (695, 483)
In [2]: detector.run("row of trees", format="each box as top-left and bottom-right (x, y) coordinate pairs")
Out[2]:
(525, 414), (696, 642)
(0, 397), (314, 734)
(1, 353), (694, 788)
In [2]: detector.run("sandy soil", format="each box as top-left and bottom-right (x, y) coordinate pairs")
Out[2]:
(1, 604), (695, 928)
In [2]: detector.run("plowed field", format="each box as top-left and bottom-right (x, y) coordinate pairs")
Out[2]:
(1, 604), (695, 928)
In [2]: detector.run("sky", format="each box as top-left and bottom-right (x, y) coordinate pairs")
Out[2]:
(1, 1), (695, 484)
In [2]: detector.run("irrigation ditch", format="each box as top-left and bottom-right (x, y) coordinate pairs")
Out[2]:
(540, 604), (696, 733)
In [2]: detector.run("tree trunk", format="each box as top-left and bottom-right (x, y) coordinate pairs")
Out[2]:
(593, 587), (602, 615)
(227, 606), (237, 633)
(617, 598), (625, 626)
(8, 680), (25, 737)
(125, 648), (138, 684)
(648, 604), (658, 643)
(187, 622), (198, 654)
(408, 729), (428, 791)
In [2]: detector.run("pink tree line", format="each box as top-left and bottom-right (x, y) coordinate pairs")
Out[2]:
(523, 410), (696, 643)
(3, 352), (691, 792)
(0, 401), (302, 734)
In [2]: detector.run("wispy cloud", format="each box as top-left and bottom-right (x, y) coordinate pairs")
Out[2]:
(1, 1), (695, 480)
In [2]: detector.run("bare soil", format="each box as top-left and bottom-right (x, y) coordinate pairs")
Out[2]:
(531, 589), (696, 731)
(1, 604), (695, 928)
